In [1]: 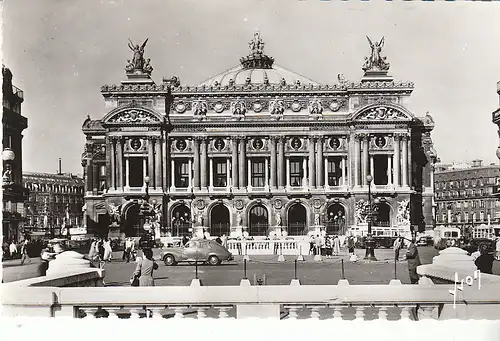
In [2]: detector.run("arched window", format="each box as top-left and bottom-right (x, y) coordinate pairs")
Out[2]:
(171, 205), (191, 237)
(287, 203), (307, 236)
(326, 204), (346, 235)
(210, 204), (230, 237)
(249, 205), (268, 236)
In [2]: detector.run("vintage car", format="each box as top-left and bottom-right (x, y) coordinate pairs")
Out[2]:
(159, 238), (234, 266)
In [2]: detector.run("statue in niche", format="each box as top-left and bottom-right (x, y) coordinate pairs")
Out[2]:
(314, 213), (320, 226)
(197, 213), (204, 226)
(236, 212), (243, 227)
(276, 213), (282, 226)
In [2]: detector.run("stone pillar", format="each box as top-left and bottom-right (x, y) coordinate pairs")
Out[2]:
(142, 158), (147, 185)
(324, 158), (329, 187)
(193, 138), (200, 189)
(231, 138), (239, 189)
(387, 155), (392, 186)
(346, 136), (351, 188)
(171, 159), (176, 190)
(286, 157), (290, 188)
(154, 138), (162, 189)
(354, 135), (360, 187)
(270, 137), (277, 189)
(125, 157), (130, 188)
(188, 159), (192, 189)
(370, 155), (374, 179)
(86, 158), (93, 193)
(302, 157), (307, 188)
(316, 137), (323, 187)
(308, 137), (316, 188)
(92, 163), (99, 193)
(264, 157), (269, 189)
(110, 138), (116, 189)
(394, 135), (400, 187)
(148, 138), (154, 185)
(402, 135), (408, 187)
(116, 139), (123, 188)
(226, 158), (230, 190)
(239, 137), (246, 188)
(277, 137), (285, 189)
(247, 158), (252, 188)
(362, 135), (369, 186)
(209, 157), (214, 188)
(162, 135), (168, 192)
(200, 138), (208, 189)
(407, 136), (412, 188)
(341, 157), (346, 186)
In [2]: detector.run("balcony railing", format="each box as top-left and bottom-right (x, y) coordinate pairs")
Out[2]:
(2, 268), (500, 320)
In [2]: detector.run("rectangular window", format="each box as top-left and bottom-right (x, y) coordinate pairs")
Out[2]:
(480, 211), (484, 221)
(327, 158), (341, 186)
(456, 202), (461, 209)
(290, 158), (303, 187)
(251, 158), (265, 187)
(175, 159), (189, 188)
(464, 212), (468, 222)
(214, 159), (227, 187)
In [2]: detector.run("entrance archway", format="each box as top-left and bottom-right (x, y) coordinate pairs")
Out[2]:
(326, 203), (346, 235)
(210, 204), (230, 237)
(249, 205), (269, 236)
(287, 203), (307, 236)
(373, 202), (391, 227)
(122, 203), (140, 237)
(171, 204), (191, 237)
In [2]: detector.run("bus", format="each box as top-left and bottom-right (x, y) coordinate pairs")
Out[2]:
(433, 226), (462, 250)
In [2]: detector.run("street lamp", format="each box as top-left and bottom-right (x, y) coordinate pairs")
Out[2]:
(364, 174), (377, 261)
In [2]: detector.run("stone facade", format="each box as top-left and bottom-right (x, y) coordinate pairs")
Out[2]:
(82, 34), (436, 239)
(2, 66), (28, 242)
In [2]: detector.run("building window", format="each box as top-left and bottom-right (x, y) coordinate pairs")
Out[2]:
(480, 211), (484, 221)
(442, 213), (447, 223)
(174, 159), (189, 188)
(464, 212), (468, 222)
(327, 158), (341, 186)
(456, 202), (461, 209)
(290, 157), (303, 187)
(213, 159), (227, 187)
(251, 158), (265, 187)
(480, 200), (485, 208)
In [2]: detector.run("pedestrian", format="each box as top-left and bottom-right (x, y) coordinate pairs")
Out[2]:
(98, 239), (105, 259)
(131, 248), (158, 287)
(314, 235), (321, 256)
(347, 234), (355, 256)
(103, 238), (112, 262)
(88, 239), (97, 259)
(333, 235), (341, 256)
(309, 234), (315, 255)
(471, 246), (481, 261)
(20, 240), (31, 265)
(325, 236), (332, 258)
(495, 237), (500, 261)
(9, 240), (18, 259)
(40, 248), (56, 276)
(124, 238), (132, 262)
(393, 236), (402, 262)
(221, 234), (228, 249)
(405, 238), (421, 284)
(475, 244), (495, 274)
(319, 234), (326, 256)
(182, 235), (189, 246)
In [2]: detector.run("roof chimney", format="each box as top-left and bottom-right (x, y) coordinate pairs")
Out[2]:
(58, 158), (62, 175)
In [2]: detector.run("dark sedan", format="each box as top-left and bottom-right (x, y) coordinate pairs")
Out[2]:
(159, 239), (233, 266)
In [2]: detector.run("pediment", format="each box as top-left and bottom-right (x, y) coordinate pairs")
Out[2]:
(102, 102), (163, 125)
(353, 103), (413, 122)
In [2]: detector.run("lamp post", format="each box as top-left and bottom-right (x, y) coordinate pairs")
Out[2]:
(364, 174), (377, 261)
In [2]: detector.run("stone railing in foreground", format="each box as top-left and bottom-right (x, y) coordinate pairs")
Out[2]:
(2, 275), (500, 320)
(227, 240), (310, 255)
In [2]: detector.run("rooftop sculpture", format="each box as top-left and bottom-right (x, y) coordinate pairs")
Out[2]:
(125, 38), (153, 75)
(362, 36), (390, 73)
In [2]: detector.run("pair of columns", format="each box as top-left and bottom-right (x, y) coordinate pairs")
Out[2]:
(108, 136), (163, 190)
(353, 133), (410, 187)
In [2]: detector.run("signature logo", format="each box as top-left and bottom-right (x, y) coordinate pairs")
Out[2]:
(448, 270), (481, 310)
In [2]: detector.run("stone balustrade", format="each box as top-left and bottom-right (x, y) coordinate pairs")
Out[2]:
(3, 271), (500, 320)
(227, 240), (309, 255)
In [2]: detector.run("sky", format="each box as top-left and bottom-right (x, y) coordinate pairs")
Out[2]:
(3, 0), (500, 175)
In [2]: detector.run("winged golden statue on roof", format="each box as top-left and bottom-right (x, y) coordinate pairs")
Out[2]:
(362, 36), (390, 72)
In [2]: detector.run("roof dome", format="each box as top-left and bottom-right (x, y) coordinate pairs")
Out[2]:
(198, 32), (318, 87)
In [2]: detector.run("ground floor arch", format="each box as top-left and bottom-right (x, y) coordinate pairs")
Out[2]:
(210, 204), (230, 237)
(287, 203), (307, 236)
(248, 204), (269, 235)
(373, 201), (391, 227)
(326, 203), (346, 235)
(122, 202), (140, 237)
(171, 204), (191, 237)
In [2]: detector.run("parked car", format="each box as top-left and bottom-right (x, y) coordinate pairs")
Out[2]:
(159, 238), (234, 266)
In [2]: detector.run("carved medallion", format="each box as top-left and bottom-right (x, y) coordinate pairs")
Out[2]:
(273, 199), (283, 209)
(330, 137), (341, 150)
(175, 102), (187, 114)
(312, 198), (323, 209)
(291, 137), (302, 150)
(253, 101), (264, 113)
(329, 101), (341, 112)
(291, 101), (302, 113)
(195, 199), (206, 210)
(234, 199), (244, 210)
(374, 135), (386, 148)
(214, 138), (225, 151)
(253, 138), (264, 150)
(214, 102), (225, 113)
(130, 138), (142, 150)
(176, 139), (187, 151)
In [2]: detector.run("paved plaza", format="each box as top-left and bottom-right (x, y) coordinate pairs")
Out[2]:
(5, 246), (500, 285)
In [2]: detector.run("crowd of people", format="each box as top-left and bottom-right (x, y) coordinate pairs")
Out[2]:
(88, 238), (113, 267)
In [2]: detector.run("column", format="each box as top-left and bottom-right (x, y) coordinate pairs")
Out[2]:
(188, 159), (193, 189)
(324, 158), (329, 187)
(316, 138), (323, 187)
(93, 163), (99, 192)
(286, 157), (290, 188)
(148, 138), (154, 186)
(407, 137), (412, 188)
(362, 135), (369, 186)
(270, 137), (277, 189)
(125, 157), (130, 188)
(162, 135), (168, 192)
(193, 138), (200, 189)
(200, 138), (207, 189)
(86, 158), (93, 193)
(264, 157), (269, 189)
(402, 135), (408, 187)
(116, 139), (123, 188)
(247, 158), (252, 188)
(231, 138), (239, 189)
(341, 157), (346, 186)
(171, 159), (176, 189)
(226, 159), (230, 190)
(387, 155), (392, 185)
(154, 138), (162, 189)
(302, 157), (307, 189)
(394, 135), (400, 187)
(143, 158), (147, 185)
(239, 137), (246, 188)
(209, 157), (214, 189)
(346, 136), (351, 188)
(354, 136), (360, 187)
(110, 138), (116, 190)
(308, 137), (316, 188)
(370, 155), (374, 178)
(277, 137), (285, 188)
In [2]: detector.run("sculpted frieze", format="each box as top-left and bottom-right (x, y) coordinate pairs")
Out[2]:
(357, 106), (409, 121)
(108, 108), (159, 124)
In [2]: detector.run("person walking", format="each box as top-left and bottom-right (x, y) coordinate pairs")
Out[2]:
(103, 238), (112, 262)
(131, 248), (158, 287)
(123, 238), (132, 263)
(40, 248), (56, 276)
(495, 237), (500, 261)
(393, 236), (402, 262)
(333, 235), (341, 256)
(346, 234), (355, 256)
(405, 238), (421, 284)
(98, 239), (105, 260)
(9, 241), (18, 259)
(20, 240), (31, 265)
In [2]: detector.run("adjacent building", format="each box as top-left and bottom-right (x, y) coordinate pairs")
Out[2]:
(23, 172), (85, 239)
(434, 160), (500, 233)
(2, 65), (28, 242)
(82, 33), (437, 239)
